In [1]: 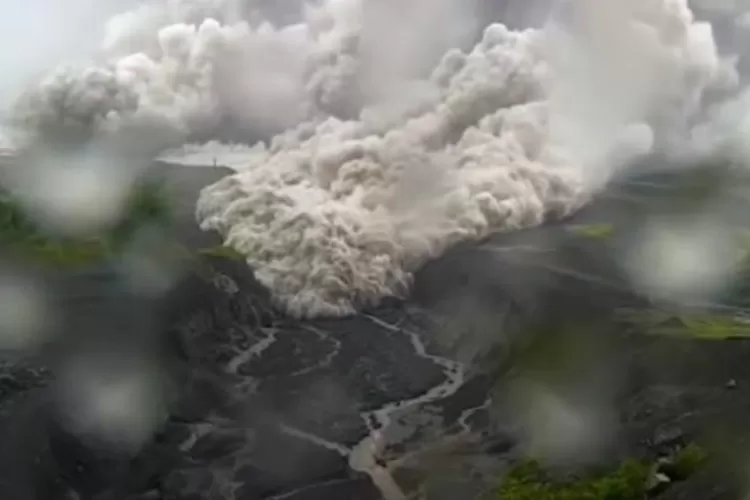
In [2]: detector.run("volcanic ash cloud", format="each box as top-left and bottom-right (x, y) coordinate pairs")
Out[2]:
(197, 0), (733, 318)
(13, 0), (736, 319)
(197, 24), (580, 318)
(12, 0), (356, 144)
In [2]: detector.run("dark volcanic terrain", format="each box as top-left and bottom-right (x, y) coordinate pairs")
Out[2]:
(1, 161), (750, 500)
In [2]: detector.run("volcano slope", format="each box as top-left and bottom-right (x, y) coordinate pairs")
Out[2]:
(1, 159), (750, 500)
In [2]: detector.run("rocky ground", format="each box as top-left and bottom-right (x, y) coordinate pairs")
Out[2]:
(1, 160), (750, 500)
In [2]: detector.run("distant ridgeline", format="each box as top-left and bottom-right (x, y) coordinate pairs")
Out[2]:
(0, 179), (172, 268)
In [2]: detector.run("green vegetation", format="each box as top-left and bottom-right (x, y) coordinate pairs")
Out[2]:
(108, 179), (173, 250)
(679, 315), (750, 340)
(495, 444), (709, 500)
(0, 179), (172, 268)
(0, 196), (110, 267)
(566, 223), (615, 241)
(670, 443), (709, 480)
(497, 459), (648, 500)
(0, 181), (244, 270)
(616, 308), (750, 340)
(197, 244), (245, 261)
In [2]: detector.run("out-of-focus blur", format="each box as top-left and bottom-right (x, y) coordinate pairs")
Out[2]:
(3, 1), (750, 499)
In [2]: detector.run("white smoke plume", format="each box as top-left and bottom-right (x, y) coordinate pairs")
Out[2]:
(546, 0), (737, 182)
(198, 24), (584, 317)
(13, 0), (477, 144)
(12, 0), (324, 144)
(197, 0), (733, 318)
(10, 0), (743, 317)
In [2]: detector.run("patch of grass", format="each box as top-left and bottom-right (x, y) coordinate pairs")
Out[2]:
(670, 443), (709, 480)
(495, 444), (710, 500)
(496, 459), (649, 500)
(616, 308), (750, 340)
(197, 245), (245, 261)
(566, 224), (615, 241)
(0, 179), (173, 269)
(679, 315), (750, 340)
(108, 179), (174, 250)
(0, 173), (254, 274)
(0, 183), (247, 271)
(17, 238), (112, 268)
(0, 197), (107, 268)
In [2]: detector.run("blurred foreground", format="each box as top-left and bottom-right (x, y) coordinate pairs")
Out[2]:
(1, 158), (750, 499)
